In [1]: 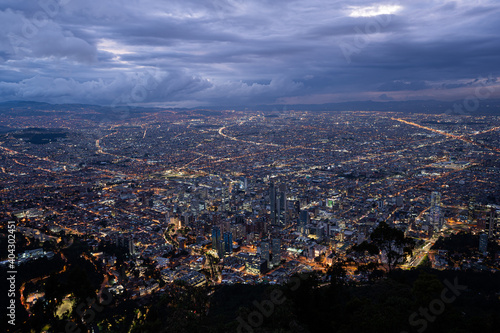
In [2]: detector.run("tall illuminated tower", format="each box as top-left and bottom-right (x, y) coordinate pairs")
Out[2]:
(429, 192), (443, 231)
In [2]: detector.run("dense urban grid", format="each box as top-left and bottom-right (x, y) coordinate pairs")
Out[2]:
(1, 106), (499, 332)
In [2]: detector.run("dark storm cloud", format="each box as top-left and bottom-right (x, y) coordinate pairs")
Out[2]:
(0, 0), (499, 107)
(378, 81), (430, 92)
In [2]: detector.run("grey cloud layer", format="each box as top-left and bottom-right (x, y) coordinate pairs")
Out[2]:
(0, 0), (499, 106)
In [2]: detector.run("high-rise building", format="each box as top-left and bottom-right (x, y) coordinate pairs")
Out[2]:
(211, 226), (221, 250)
(430, 191), (441, 206)
(128, 235), (135, 256)
(231, 222), (246, 240)
(485, 206), (499, 240)
(479, 233), (488, 255)
(271, 238), (281, 267)
(260, 239), (271, 269)
(468, 197), (476, 224)
(217, 239), (225, 257)
(299, 210), (309, 225)
(223, 231), (233, 255)
(278, 184), (287, 227)
(488, 208), (495, 239)
(270, 182), (277, 225)
(294, 200), (300, 214)
(269, 182), (287, 227)
(429, 191), (444, 231)
(298, 210), (309, 235)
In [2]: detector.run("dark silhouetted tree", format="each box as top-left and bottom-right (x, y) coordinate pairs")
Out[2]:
(369, 222), (415, 271)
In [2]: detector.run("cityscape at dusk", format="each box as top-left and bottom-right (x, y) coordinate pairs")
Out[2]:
(1, 1), (500, 333)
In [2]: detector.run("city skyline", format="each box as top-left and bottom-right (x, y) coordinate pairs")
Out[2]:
(1, 108), (499, 332)
(1, 1), (500, 332)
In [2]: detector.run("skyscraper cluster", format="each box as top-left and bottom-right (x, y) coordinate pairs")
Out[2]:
(212, 226), (233, 257)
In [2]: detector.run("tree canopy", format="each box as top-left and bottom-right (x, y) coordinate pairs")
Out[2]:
(353, 222), (415, 271)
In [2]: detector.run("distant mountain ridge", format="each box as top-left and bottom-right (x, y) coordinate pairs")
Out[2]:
(199, 99), (500, 114)
(1, 99), (500, 115)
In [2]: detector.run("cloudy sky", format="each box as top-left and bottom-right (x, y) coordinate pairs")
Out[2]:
(0, 0), (499, 107)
